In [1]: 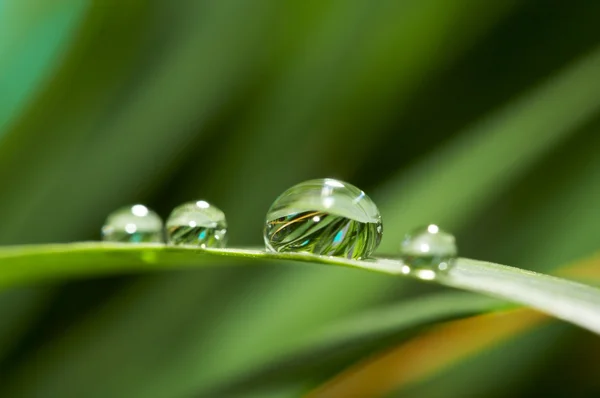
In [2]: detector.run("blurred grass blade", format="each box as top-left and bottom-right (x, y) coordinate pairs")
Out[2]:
(0, 287), (53, 361)
(213, 293), (505, 396)
(309, 309), (548, 398)
(0, 0), (152, 244)
(294, 294), (503, 356)
(0, 244), (599, 334)
(0, 0), (89, 135)
(376, 45), (600, 251)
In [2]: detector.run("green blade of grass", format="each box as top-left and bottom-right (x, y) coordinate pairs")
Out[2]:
(441, 258), (600, 334)
(0, 243), (599, 335)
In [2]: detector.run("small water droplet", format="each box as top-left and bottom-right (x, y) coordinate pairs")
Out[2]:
(264, 178), (382, 259)
(399, 224), (457, 277)
(102, 205), (164, 243)
(166, 201), (227, 248)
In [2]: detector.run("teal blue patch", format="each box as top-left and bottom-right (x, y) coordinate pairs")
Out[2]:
(333, 230), (343, 244)
(131, 233), (142, 243)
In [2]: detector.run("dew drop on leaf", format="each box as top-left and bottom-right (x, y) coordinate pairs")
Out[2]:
(399, 224), (457, 278)
(166, 200), (227, 248)
(264, 178), (383, 259)
(101, 205), (164, 243)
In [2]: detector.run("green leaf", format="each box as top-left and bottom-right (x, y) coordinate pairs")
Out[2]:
(1, 243), (599, 335)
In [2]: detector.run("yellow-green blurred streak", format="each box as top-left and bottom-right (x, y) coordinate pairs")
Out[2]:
(393, 324), (568, 398)
(0, 0), (89, 134)
(310, 309), (549, 398)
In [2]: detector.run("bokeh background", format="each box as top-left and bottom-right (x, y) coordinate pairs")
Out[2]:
(1, 1), (600, 397)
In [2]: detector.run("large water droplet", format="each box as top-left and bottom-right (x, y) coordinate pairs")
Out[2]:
(264, 178), (382, 259)
(166, 200), (227, 248)
(399, 224), (457, 277)
(102, 204), (164, 243)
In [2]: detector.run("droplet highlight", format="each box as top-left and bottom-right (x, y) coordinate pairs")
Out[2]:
(399, 224), (457, 276)
(264, 178), (382, 259)
(166, 200), (227, 248)
(102, 205), (164, 243)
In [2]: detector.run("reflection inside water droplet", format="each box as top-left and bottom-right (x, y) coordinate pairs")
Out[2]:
(166, 200), (227, 248)
(264, 178), (382, 259)
(102, 205), (164, 243)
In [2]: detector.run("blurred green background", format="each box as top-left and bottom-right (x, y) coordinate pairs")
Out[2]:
(0, 1), (599, 397)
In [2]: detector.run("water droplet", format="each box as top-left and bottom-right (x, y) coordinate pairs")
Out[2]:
(264, 178), (382, 259)
(399, 224), (457, 275)
(102, 205), (164, 243)
(166, 201), (227, 248)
